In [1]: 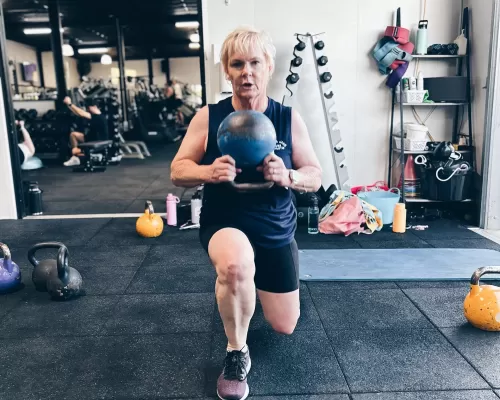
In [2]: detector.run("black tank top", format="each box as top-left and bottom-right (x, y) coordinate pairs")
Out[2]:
(200, 96), (296, 249)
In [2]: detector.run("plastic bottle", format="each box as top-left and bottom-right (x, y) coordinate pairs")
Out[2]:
(166, 193), (180, 226)
(191, 192), (202, 224)
(417, 71), (424, 91)
(416, 20), (428, 55)
(392, 203), (407, 233)
(308, 196), (319, 234)
(409, 76), (417, 91)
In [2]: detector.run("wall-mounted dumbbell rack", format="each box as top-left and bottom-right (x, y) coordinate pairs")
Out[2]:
(282, 33), (350, 191)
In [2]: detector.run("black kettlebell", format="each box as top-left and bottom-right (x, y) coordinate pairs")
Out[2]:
(28, 242), (66, 292)
(46, 245), (85, 301)
(432, 141), (455, 161)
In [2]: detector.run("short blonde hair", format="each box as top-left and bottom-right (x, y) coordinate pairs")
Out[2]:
(220, 26), (276, 76)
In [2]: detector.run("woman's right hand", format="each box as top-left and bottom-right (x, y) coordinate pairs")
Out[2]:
(208, 155), (241, 183)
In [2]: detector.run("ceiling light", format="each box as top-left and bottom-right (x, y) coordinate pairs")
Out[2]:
(190, 33), (200, 43)
(101, 55), (112, 65)
(24, 28), (51, 35)
(63, 44), (74, 57)
(176, 21), (199, 29)
(78, 48), (109, 54)
(24, 27), (65, 35)
(189, 42), (200, 50)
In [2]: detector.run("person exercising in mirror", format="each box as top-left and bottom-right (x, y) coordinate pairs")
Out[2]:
(63, 96), (109, 167)
(170, 27), (322, 400)
(16, 120), (36, 167)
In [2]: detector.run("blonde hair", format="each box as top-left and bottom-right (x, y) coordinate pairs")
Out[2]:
(220, 26), (276, 76)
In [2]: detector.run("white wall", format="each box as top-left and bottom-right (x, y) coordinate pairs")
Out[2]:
(465, 0), (494, 175)
(6, 40), (40, 86)
(202, 0), (466, 187)
(0, 77), (18, 219)
(169, 57), (201, 85)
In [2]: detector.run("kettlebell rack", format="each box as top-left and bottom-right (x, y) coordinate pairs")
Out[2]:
(282, 33), (350, 191)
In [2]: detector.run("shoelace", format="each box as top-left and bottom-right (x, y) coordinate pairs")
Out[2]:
(223, 350), (248, 381)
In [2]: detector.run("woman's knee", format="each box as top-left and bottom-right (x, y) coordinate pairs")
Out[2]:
(268, 311), (300, 335)
(208, 229), (255, 286)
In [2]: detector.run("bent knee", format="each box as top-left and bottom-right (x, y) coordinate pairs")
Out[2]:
(216, 259), (254, 285)
(270, 319), (298, 335)
(269, 312), (300, 335)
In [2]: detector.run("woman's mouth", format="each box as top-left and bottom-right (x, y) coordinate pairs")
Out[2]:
(242, 83), (254, 89)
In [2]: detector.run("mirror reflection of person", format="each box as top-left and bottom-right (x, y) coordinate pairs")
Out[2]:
(62, 96), (109, 167)
(16, 120), (36, 167)
(164, 79), (185, 126)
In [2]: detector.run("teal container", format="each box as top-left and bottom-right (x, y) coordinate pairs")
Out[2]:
(358, 188), (401, 225)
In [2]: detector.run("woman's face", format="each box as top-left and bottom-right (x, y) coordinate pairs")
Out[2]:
(226, 44), (271, 100)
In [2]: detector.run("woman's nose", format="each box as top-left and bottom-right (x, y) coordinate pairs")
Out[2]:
(242, 62), (252, 76)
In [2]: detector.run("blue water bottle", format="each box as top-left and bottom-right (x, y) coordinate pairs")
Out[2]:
(416, 20), (428, 55)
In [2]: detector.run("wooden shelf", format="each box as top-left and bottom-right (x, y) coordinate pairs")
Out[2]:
(393, 149), (471, 154)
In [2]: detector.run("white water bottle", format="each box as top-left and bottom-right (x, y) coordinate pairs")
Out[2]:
(417, 72), (424, 91)
(191, 192), (202, 224)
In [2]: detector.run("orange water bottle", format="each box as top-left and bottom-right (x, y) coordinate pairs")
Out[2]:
(393, 203), (406, 233)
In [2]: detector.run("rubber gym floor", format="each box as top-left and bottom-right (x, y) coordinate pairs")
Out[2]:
(2, 145), (500, 399)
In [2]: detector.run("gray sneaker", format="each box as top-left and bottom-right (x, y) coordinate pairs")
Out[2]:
(217, 348), (251, 400)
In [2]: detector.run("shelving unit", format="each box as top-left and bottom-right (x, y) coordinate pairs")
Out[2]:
(387, 7), (474, 204)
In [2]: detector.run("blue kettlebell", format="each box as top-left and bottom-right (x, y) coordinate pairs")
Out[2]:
(217, 110), (277, 192)
(0, 242), (22, 294)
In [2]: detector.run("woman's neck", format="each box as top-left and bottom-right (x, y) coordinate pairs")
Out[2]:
(232, 94), (268, 112)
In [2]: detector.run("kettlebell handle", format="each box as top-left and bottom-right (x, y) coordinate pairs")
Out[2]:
(0, 242), (11, 261)
(0, 242), (13, 273)
(470, 266), (500, 285)
(229, 181), (274, 192)
(28, 242), (66, 267)
(56, 244), (70, 280)
(145, 201), (155, 218)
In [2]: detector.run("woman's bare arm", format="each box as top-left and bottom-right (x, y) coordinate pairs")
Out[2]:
(289, 109), (323, 192)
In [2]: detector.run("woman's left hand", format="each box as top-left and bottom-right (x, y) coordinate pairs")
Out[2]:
(257, 153), (291, 187)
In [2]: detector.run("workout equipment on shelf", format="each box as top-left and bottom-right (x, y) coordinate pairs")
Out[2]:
(0, 243), (22, 294)
(27, 242), (67, 292)
(282, 32), (350, 191)
(46, 245), (85, 301)
(463, 266), (500, 331)
(217, 110), (276, 192)
(136, 201), (164, 238)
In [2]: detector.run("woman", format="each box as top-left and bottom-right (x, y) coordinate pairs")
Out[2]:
(16, 120), (36, 168)
(170, 27), (322, 400)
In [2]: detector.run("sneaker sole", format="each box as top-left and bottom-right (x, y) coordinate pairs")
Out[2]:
(216, 356), (252, 400)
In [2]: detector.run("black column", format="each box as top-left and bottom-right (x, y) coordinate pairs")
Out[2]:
(148, 50), (154, 85)
(197, 0), (207, 106)
(116, 17), (128, 124)
(0, 3), (25, 217)
(48, 0), (67, 108)
(36, 49), (45, 88)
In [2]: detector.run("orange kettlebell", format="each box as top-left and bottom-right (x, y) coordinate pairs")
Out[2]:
(136, 201), (164, 238)
(463, 266), (500, 331)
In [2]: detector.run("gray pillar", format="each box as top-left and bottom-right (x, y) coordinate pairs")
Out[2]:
(48, 0), (67, 108)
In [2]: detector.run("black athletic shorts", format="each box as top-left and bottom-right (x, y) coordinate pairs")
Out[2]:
(199, 225), (299, 294)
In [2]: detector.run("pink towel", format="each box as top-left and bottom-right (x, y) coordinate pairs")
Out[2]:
(319, 196), (365, 236)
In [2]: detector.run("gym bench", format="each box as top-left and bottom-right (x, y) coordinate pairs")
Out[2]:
(73, 140), (113, 173)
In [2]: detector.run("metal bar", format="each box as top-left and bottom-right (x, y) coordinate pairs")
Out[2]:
(197, 0), (207, 106)
(147, 51), (154, 85)
(480, 0), (500, 229)
(399, 81), (405, 203)
(464, 7), (474, 167)
(36, 48), (45, 88)
(388, 87), (395, 186)
(48, 0), (67, 108)
(0, 2), (25, 218)
(115, 17), (128, 124)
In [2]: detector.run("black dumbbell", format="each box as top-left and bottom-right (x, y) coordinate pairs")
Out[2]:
(321, 72), (332, 83)
(27, 109), (38, 120)
(295, 41), (306, 51)
(292, 57), (303, 67)
(315, 41), (325, 50)
(317, 56), (328, 66)
(287, 73), (300, 84)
